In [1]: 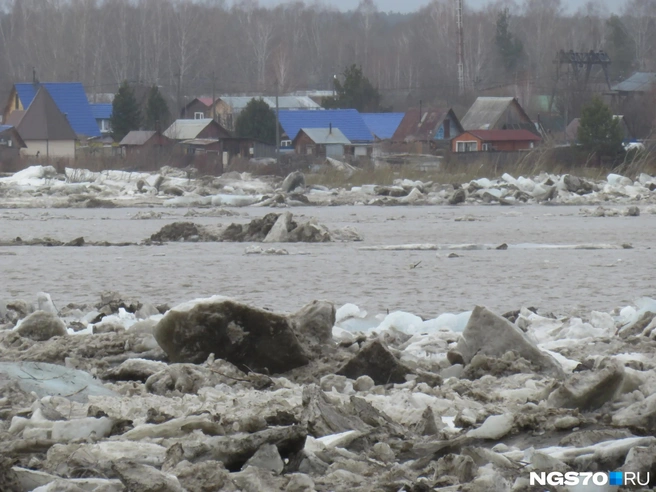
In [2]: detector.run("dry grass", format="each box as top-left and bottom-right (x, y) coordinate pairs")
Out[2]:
(614, 137), (656, 177)
(306, 146), (618, 188)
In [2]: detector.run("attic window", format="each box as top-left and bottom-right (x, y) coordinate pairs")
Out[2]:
(194, 112), (204, 120)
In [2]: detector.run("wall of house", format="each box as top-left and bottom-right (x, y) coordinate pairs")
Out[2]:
(187, 142), (223, 154)
(124, 139), (172, 157)
(252, 141), (277, 158)
(494, 103), (532, 130)
(198, 123), (231, 139)
(21, 140), (75, 158)
(325, 144), (344, 157)
(353, 145), (369, 157)
(435, 114), (463, 141)
(215, 101), (235, 131)
(451, 133), (482, 152)
(294, 132), (316, 155)
(97, 118), (111, 133)
(0, 130), (23, 150)
(488, 140), (536, 151)
(2, 89), (24, 123)
(182, 100), (210, 119)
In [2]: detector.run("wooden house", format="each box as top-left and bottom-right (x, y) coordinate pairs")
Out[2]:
(119, 131), (173, 157)
(461, 97), (536, 134)
(292, 126), (351, 157)
(3, 82), (100, 138)
(163, 119), (231, 141)
(180, 98), (218, 120)
(392, 108), (463, 143)
(15, 87), (77, 158)
(452, 130), (541, 153)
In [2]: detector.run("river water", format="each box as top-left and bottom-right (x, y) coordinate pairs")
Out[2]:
(1, 204), (654, 317)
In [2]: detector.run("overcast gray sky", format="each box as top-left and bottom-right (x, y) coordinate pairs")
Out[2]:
(247, 0), (623, 14)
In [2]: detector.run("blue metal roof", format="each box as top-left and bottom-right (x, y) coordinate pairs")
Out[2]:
(0, 125), (14, 133)
(90, 103), (112, 120)
(15, 83), (101, 137)
(278, 109), (373, 143)
(361, 113), (404, 140)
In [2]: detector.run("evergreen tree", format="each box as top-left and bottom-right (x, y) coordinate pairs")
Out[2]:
(577, 96), (624, 162)
(235, 98), (276, 145)
(322, 64), (383, 112)
(111, 81), (141, 141)
(605, 15), (636, 81)
(495, 9), (523, 73)
(144, 85), (170, 131)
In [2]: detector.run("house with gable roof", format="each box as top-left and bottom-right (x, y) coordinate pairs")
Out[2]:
(163, 118), (231, 141)
(15, 86), (77, 158)
(461, 97), (536, 135)
(361, 113), (404, 141)
(214, 96), (322, 132)
(292, 126), (351, 157)
(392, 108), (463, 144)
(119, 131), (173, 157)
(181, 97), (218, 120)
(3, 82), (100, 138)
(278, 109), (373, 157)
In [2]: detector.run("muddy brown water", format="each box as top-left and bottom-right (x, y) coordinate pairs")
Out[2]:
(1, 204), (654, 318)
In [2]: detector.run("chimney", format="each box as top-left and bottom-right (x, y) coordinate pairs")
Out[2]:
(329, 122), (332, 134)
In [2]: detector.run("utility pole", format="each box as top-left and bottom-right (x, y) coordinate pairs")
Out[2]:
(456, 0), (465, 96)
(211, 71), (216, 121)
(176, 70), (182, 119)
(275, 79), (280, 163)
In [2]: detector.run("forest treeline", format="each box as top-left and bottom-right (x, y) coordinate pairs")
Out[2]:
(0, 0), (654, 116)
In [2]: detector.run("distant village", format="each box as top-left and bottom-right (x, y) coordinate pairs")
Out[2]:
(0, 71), (653, 175)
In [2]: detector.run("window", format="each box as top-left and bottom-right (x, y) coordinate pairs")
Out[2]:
(194, 112), (205, 119)
(100, 119), (111, 133)
(456, 141), (478, 152)
(482, 143), (491, 151)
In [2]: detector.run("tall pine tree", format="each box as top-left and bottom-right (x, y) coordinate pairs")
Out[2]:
(111, 81), (141, 141)
(322, 65), (383, 112)
(235, 98), (276, 145)
(144, 85), (170, 131)
(495, 9), (523, 73)
(577, 96), (624, 163)
(605, 15), (636, 81)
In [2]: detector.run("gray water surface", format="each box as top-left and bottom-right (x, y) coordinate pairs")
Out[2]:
(1, 205), (654, 317)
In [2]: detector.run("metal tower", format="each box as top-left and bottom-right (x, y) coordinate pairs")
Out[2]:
(456, 0), (465, 95)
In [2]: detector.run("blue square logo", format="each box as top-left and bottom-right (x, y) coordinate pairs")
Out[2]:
(609, 471), (623, 486)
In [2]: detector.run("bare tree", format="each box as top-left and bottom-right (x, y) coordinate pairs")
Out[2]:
(0, 0), (653, 121)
